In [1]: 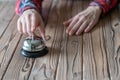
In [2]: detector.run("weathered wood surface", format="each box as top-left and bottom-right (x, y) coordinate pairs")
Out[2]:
(0, 0), (120, 80)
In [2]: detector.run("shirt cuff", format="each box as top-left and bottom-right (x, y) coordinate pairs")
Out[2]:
(89, 2), (107, 15)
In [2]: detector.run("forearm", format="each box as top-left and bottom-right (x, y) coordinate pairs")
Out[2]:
(90, 0), (118, 15)
(15, 0), (43, 16)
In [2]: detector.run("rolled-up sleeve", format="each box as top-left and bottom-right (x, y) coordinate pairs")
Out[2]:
(15, 0), (43, 16)
(90, 0), (118, 15)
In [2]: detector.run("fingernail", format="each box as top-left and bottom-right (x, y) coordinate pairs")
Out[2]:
(66, 30), (68, 33)
(76, 33), (78, 36)
(42, 37), (45, 41)
(84, 30), (88, 32)
(69, 32), (72, 36)
(76, 32), (80, 35)
(42, 35), (46, 41)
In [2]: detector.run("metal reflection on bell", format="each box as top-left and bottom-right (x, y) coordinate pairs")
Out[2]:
(21, 35), (48, 58)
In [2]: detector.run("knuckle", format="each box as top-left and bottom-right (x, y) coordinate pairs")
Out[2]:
(71, 28), (76, 32)
(23, 31), (27, 34)
(31, 27), (35, 32)
(27, 29), (31, 33)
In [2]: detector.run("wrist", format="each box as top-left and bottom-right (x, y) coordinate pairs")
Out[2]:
(23, 9), (41, 16)
(88, 6), (102, 15)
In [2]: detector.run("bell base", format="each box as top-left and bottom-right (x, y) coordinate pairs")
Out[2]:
(21, 47), (48, 58)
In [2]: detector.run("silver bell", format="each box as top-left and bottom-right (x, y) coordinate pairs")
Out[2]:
(21, 35), (48, 58)
(22, 37), (45, 52)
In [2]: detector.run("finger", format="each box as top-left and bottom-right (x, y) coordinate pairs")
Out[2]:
(38, 20), (45, 40)
(17, 18), (22, 33)
(76, 20), (89, 35)
(84, 20), (97, 32)
(63, 18), (73, 27)
(21, 17), (27, 34)
(66, 17), (78, 34)
(25, 15), (32, 36)
(31, 14), (36, 32)
(69, 18), (83, 35)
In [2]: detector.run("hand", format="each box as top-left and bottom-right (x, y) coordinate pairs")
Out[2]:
(63, 6), (102, 36)
(17, 9), (45, 38)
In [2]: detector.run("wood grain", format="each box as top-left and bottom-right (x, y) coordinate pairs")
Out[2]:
(55, 1), (83, 80)
(0, 2), (6, 11)
(102, 5), (120, 80)
(0, 2), (15, 38)
(0, 1), (120, 80)
(0, 15), (21, 79)
(3, 35), (35, 80)
(42, 0), (53, 24)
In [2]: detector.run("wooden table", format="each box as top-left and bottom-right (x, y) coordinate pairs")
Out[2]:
(0, 0), (120, 80)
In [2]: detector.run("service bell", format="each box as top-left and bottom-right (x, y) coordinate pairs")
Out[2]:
(21, 35), (48, 58)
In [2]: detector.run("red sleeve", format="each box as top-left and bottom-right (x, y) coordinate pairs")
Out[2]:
(90, 0), (118, 14)
(16, 0), (43, 16)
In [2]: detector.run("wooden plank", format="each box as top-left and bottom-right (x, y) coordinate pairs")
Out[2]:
(82, 18), (111, 80)
(0, 2), (15, 38)
(0, 2), (6, 11)
(91, 21), (111, 80)
(28, 0), (61, 79)
(55, 1), (83, 80)
(82, 2), (98, 80)
(0, 15), (21, 79)
(42, 0), (53, 24)
(2, 35), (35, 80)
(102, 5), (120, 80)
(3, 0), (53, 80)
(82, 1), (111, 80)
